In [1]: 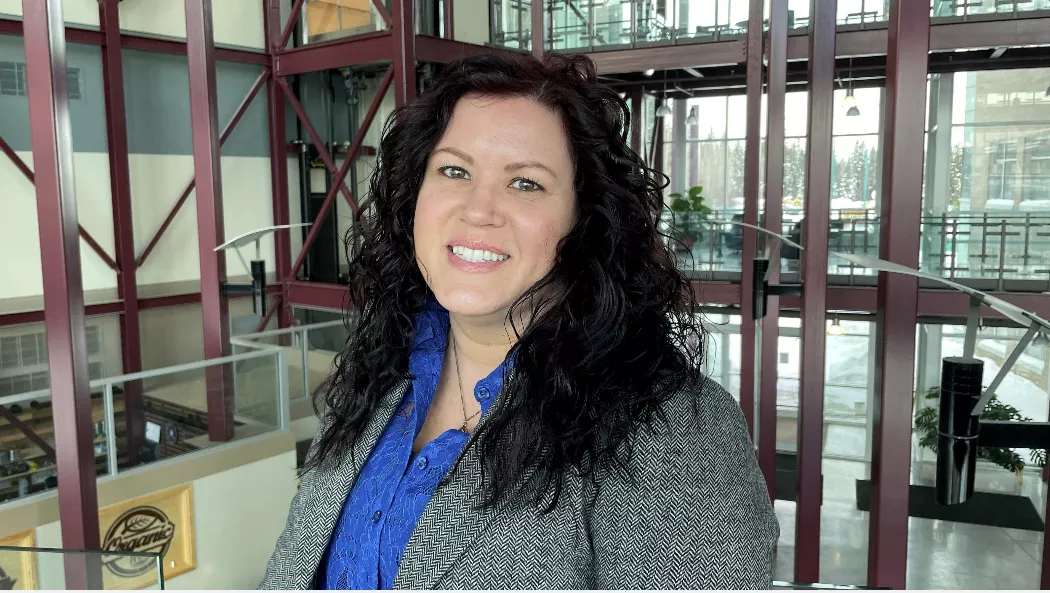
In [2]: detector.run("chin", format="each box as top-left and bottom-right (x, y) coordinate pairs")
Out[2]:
(433, 287), (513, 319)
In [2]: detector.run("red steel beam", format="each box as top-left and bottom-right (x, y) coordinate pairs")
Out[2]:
(795, 0), (836, 583)
(285, 280), (348, 311)
(273, 31), (393, 77)
(0, 290), (275, 328)
(120, 34), (268, 65)
(372, 0), (395, 30)
(99, 0), (145, 467)
(868, 1), (930, 588)
(136, 69), (271, 268)
(286, 66), (394, 280)
(277, 77), (361, 210)
(391, 0), (416, 104)
(415, 35), (523, 64)
(738, 0), (763, 436)
(0, 134), (35, 181)
(21, 0), (103, 583)
(444, 0), (455, 40)
(278, 0), (307, 50)
(185, 0), (233, 442)
(0, 134), (119, 271)
(0, 406), (56, 462)
(0, 18), (267, 64)
(265, 0), (294, 329)
(758, 0), (789, 502)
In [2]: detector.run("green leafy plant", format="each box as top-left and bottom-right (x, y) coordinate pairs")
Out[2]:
(669, 186), (712, 245)
(915, 386), (1046, 483)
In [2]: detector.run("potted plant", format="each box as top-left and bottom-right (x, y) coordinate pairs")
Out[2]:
(669, 185), (712, 251)
(914, 385), (1046, 484)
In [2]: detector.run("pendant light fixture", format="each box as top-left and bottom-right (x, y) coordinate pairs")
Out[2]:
(656, 80), (672, 117)
(686, 106), (698, 126)
(843, 58), (860, 117)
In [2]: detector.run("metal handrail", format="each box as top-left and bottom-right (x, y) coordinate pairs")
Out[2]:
(0, 346), (289, 488)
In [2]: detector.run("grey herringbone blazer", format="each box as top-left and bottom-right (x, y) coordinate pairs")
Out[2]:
(260, 378), (779, 589)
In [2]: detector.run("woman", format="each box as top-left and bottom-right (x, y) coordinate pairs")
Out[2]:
(261, 52), (778, 590)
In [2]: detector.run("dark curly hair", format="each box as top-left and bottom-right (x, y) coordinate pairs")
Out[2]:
(307, 52), (706, 511)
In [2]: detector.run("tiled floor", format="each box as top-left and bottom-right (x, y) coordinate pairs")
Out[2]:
(773, 459), (1046, 589)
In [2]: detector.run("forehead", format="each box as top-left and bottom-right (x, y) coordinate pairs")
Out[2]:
(439, 94), (572, 164)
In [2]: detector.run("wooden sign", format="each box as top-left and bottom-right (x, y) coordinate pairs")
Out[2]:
(0, 530), (38, 590)
(99, 484), (196, 589)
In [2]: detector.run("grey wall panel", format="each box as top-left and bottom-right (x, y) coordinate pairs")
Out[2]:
(122, 49), (269, 157)
(0, 36), (108, 153)
(0, 36), (269, 157)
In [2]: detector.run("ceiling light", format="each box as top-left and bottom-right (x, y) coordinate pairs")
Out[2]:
(827, 316), (844, 336)
(843, 88), (860, 117)
(644, 68), (655, 77)
(656, 102), (672, 117)
(685, 106), (698, 126)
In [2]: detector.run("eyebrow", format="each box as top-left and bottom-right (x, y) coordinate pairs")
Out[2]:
(432, 147), (559, 180)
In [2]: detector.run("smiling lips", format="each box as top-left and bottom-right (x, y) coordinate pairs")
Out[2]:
(446, 242), (510, 273)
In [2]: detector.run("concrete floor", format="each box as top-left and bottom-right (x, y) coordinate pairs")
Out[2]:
(773, 459), (1047, 589)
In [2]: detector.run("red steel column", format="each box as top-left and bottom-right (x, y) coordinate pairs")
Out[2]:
(185, 0), (233, 441)
(796, 0), (836, 582)
(758, 0), (789, 501)
(265, 0), (293, 329)
(531, 0), (544, 59)
(739, 0), (763, 435)
(392, 0), (416, 105)
(868, 0), (929, 588)
(22, 0), (103, 585)
(99, 0), (144, 466)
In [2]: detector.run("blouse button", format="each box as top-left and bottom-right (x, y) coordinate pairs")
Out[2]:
(477, 387), (491, 400)
(372, 510), (382, 523)
(416, 456), (428, 470)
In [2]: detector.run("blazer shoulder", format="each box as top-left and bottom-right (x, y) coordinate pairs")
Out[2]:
(628, 376), (751, 460)
(589, 377), (779, 588)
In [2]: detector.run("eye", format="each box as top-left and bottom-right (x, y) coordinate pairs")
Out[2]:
(510, 177), (544, 192)
(439, 165), (470, 180)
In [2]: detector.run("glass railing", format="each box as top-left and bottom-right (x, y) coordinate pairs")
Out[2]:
(0, 347), (288, 506)
(667, 208), (1050, 289)
(231, 319), (349, 404)
(0, 545), (164, 589)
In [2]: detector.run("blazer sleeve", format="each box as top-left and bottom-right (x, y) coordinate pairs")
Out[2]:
(590, 380), (780, 589)
(259, 417), (329, 590)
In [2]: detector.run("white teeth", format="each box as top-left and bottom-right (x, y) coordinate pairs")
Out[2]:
(450, 245), (509, 263)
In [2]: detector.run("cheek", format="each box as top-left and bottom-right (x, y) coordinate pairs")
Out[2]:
(514, 207), (574, 264)
(413, 190), (445, 247)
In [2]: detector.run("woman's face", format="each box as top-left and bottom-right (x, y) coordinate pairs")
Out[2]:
(414, 94), (576, 320)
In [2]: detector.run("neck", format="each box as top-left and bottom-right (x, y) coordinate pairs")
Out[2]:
(448, 311), (516, 370)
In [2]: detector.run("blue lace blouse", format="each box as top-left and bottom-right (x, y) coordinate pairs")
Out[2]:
(318, 302), (509, 589)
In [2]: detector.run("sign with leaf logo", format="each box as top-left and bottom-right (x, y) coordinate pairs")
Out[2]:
(99, 484), (195, 589)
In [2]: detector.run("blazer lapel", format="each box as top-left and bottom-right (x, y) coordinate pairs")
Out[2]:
(294, 379), (410, 588)
(394, 439), (501, 589)
(394, 385), (518, 589)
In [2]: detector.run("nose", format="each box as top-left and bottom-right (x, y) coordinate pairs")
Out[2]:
(460, 182), (504, 227)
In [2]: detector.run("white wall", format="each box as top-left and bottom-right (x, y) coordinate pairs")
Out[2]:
(0, 153), (275, 301)
(0, 151), (117, 300)
(454, 0), (491, 45)
(0, 0), (100, 27)
(28, 445), (297, 589)
(0, 0), (264, 50)
(131, 155), (276, 289)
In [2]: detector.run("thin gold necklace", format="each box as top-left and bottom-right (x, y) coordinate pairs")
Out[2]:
(451, 333), (481, 432)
